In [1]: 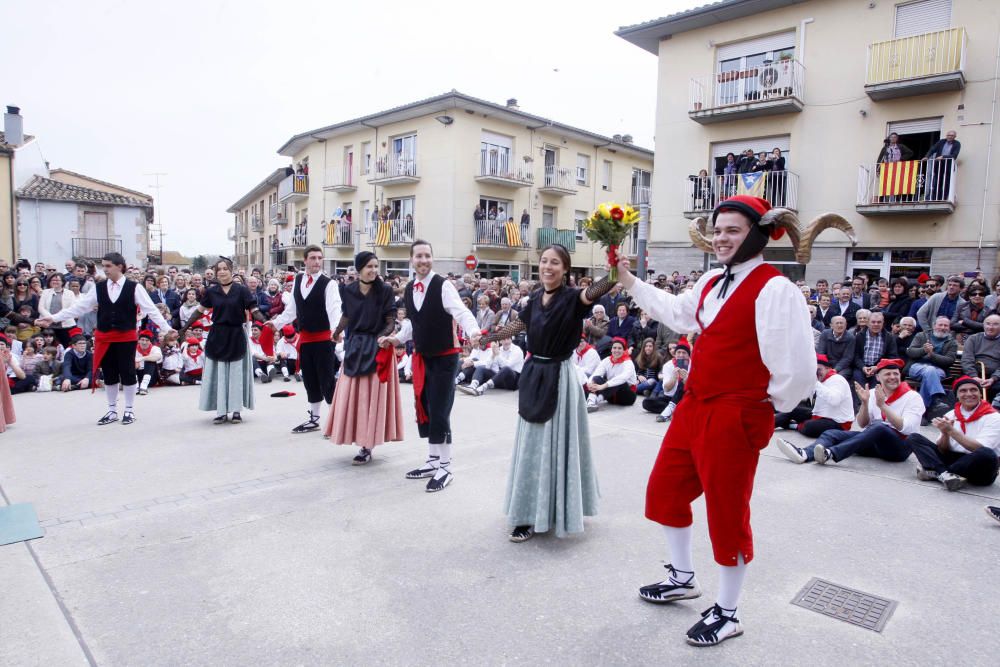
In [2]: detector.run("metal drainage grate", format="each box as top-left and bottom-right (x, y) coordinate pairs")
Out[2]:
(791, 578), (897, 632)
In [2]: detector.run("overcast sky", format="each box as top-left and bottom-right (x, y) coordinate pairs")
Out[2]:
(1, 0), (691, 257)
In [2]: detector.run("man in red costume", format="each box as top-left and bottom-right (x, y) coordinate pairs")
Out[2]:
(617, 195), (824, 646)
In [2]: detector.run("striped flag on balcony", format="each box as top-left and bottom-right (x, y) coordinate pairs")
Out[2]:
(504, 220), (522, 247)
(375, 220), (392, 246)
(878, 161), (919, 196)
(737, 172), (767, 198)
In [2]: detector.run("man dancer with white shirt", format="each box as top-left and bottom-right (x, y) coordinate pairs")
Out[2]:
(381, 240), (480, 492)
(36, 252), (174, 425)
(269, 245), (343, 433)
(616, 196), (851, 647)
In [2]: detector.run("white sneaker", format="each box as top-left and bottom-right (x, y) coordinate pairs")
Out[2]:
(457, 382), (479, 396)
(938, 471), (967, 492)
(586, 395), (599, 413)
(775, 438), (807, 464)
(813, 444), (834, 465)
(915, 465), (939, 481)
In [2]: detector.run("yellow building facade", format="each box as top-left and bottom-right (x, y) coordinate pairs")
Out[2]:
(618, 0), (1000, 282)
(264, 92), (654, 278)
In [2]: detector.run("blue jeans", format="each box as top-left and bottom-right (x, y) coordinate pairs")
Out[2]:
(637, 379), (657, 394)
(909, 363), (946, 407)
(803, 422), (911, 463)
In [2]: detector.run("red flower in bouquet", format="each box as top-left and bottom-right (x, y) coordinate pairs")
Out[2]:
(610, 206), (624, 221)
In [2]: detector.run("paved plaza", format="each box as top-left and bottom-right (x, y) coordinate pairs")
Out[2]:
(1, 384), (998, 666)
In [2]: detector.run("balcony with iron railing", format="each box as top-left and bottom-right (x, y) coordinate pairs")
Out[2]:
(538, 165), (577, 196)
(236, 220), (248, 238)
(689, 58), (804, 124)
(324, 220), (354, 247)
(856, 158), (956, 215)
(250, 214), (263, 233)
(72, 237), (123, 259)
(865, 28), (966, 100)
(475, 151), (533, 188)
(368, 217), (415, 246)
(474, 219), (530, 249)
(683, 171), (800, 218)
(368, 153), (419, 185)
(630, 185), (651, 206)
(323, 169), (357, 193)
(279, 223), (309, 249)
(536, 227), (576, 252)
(278, 174), (309, 202)
(270, 202), (287, 225)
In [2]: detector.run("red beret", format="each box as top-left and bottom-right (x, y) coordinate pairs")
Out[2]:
(816, 353), (830, 365)
(186, 337), (201, 346)
(285, 274), (296, 283)
(875, 358), (905, 373)
(138, 330), (154, 340)
(675, 336), (691, 353)
(67, 327), (83, 338)
(952, 376), (981, 393)
(282, 325), (296, 337)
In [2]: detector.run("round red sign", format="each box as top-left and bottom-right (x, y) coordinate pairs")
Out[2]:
(465, 254), (478, 270)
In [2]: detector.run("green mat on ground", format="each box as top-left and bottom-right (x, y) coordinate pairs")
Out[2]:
(0, 503), (44, 546)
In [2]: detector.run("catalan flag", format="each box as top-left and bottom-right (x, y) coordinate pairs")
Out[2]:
(878, 160), (919, 196)
(375, 220), (392, 246)
(737, 171), (767, 197)
(325, 223), (336, 245)
(504, 220), (522, 247)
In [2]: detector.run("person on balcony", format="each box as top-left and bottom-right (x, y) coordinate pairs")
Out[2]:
(768, 148), (786, 206)
(876, 133), (914, 163)
(925, 130), (960, 200)
(690, 169), (713, 211)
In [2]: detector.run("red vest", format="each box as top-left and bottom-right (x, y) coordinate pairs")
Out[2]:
(687, 263), (780, 403)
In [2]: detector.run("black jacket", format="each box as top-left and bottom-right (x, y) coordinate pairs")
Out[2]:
(852, 330), (898, 372)
(877, 142), (915, 163)
(926, 139), (961, 160)
(829, 300), (861, 329)
(816, 329), (856, 375)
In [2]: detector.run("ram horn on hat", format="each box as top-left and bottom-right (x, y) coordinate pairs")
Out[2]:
(796, 213), (858, 264)
(759, 207), (803, 257)
(687, 216), (714, 253)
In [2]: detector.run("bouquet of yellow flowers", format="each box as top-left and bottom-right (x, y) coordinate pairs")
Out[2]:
(584, 202), (640, 282)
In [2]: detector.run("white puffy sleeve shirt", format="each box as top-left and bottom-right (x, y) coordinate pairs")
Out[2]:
(627, 255), (816, 413)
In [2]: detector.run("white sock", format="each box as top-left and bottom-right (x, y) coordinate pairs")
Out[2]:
(716, 553), (747, 612)
(266, 364), (274, 375)
(663, 525), (694, 579)
(139, 374), (152, 390)
(428, 443), (441, 462)
(438, 443), (452, 468)
(282, 367), (290, 377)
(123, 384), (137, 411)
(106, 383), (119, 411)
(309, 402), (322, 420)
(455, 372), (465, 384)
(255, 368), (264, 378)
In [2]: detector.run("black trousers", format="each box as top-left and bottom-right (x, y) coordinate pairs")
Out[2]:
(642, 384), (685, 414)
(418, 353), (459, 444)
(775, 406), (844, 438)
(10, 376), (36, 394)
(299, 341), (337, 404)
(590, 375), (636, 406)
(137, 361), (158, 385)
(102, 341), (137, 386)
(908, 433), (1000, 486)
(471, 366), (520, 390)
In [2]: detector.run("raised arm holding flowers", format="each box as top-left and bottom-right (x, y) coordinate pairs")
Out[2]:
(585, 202), (640, 282)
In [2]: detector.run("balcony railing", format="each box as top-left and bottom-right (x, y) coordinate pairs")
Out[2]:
(324, 170), (357, 192)
(368, 153), (419, 185)
(279, 223), (309, 249)
(856, 158), (956, 215)
(536, 227), (576, 252)
(689, 59), (804, 123)
(72, 237), (123, 259)
(370, 217), (415, 246)
(250, 252), (262, 266)
(683, 171), (799, 218)
(324, 220), (353, 246)
(474, 219), (530, 248)
(475, 151), (533, 187)
(538, 166), (577, 195)
(278, 174), (309, 202)
(236, 221), (248, 238)
(630, 185), (651, 205)
(865, 28), (966, 99)
(236, 253), (249, 267)
(269, 202), (287, 225)
(250, 214), (263, 232)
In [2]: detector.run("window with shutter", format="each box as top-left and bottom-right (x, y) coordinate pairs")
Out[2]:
(894, 0), (951, 38)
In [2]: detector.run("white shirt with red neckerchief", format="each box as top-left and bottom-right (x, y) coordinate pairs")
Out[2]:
(942, 406), (1000, 454)
(866, 386), (924, 435)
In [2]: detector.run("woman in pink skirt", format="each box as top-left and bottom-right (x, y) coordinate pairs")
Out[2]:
(325, 251), (403, 464)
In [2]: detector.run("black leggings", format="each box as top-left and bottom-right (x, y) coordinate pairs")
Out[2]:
(101, 341), (138, 386)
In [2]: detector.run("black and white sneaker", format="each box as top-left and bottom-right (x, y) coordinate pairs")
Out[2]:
(685, 605), (743, 647)
(915, 464), (939, 481)
(509, 525), (534, 542)
(775, 438), (807, 464)
(638, 564), (702, 604)
(352, 448), (372, 466)
(456, 383), (479, 396)
(121, 411), (135, 425)
(938, 471), (967, 492)
(97, 411), (118, 426)
(425, 468), (453, 493)
(405, 458), (439, 479)
(985, 506), (1000, 525)
(292, 414), (320, 434)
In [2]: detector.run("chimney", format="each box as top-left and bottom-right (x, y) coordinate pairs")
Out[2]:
(4, 106), (23, 147)
(506, 98), (519, 109)
(612, 134), (623, 142)
(622, 134), (633, 144)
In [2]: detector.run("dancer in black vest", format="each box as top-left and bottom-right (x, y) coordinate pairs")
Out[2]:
(37, 252), (173, 425)
(381, 240), (480, 492)
(269, 245), (343, 433)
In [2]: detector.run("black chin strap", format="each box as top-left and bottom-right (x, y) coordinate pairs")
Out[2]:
(717, 224), (771, 298)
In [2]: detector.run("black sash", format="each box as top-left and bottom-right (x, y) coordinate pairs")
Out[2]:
(518, 352), (571, 424)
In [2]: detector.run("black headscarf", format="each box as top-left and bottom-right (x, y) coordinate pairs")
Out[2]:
(354, 251), (377, 272)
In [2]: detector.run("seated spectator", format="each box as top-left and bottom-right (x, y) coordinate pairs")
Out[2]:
(960, 314), (1000, 402)
(633, 338), (663, 396)
(607, 303), (636, 348)
(180, 337), (204, 385)
(160, 331), (183, 385)
(59, 334), (93, 391)
(15, 304), (40, 342)
(455, 336), (490, 386)
(906, 316), (958, 416)
(816, 316), (855, 377)
(832, 286), (860, 329)
(1, 334), (33, 394)
(40, 329), (64, 362)
(644, 337), (691, 421)
(893, 316), (917, 353)
(34, 346), (59, 391)
(573, 336), (601, 386)
(493, 297), (518, 332)
(782, 359), (923, 465)
(584, 304), (611, 352)
(458, 337), (524, 396)
(248, 322), (276, 383)
(774, 354), (854, 445)
(907, 376), (1000, 491)
(852, 311), (897, 388)
(586, 338), (637, 412)
(850, 309), (871, 336)
(396, 344), (412, 383)
(816, 293), (834, 327)
(475, 294), (496, 331)
(952, 284), (991, 337)
(917, 276), (965, 332)
(134, 330), (162, 395)
(882, 278), (913, 327)
(275, 325), (301, 382)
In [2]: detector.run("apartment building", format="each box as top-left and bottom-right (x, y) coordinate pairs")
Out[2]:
(226, 168), (286, 273)
(618, 0), (1000, 283)
(259, 91), (653, 277)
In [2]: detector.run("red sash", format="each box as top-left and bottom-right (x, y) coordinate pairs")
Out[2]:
(92, 328), (138, 390)
(412, 353), (429, 424)
(954, 400), (997, 433)
(375, 346), (393, 383)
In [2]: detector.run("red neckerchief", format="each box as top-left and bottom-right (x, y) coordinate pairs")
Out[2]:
(954, 400), (997, 433)
(136, 341), (157, 355)
(186, 345), (202, 362)
(609, 351), (632, 366)
(575, 344), (594, 361)
(879, 382), (911, 421)
(821, 369), (837, 382)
